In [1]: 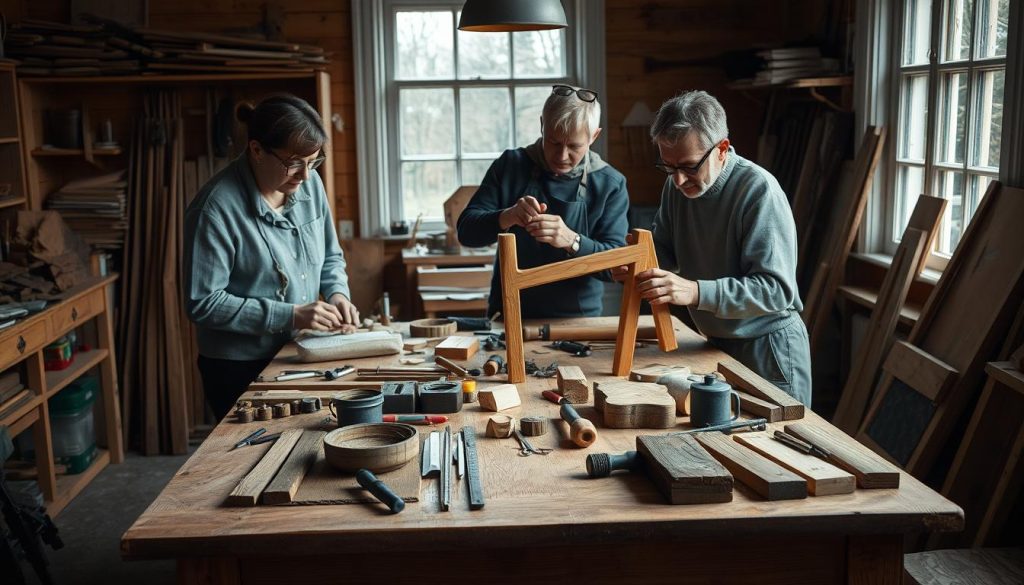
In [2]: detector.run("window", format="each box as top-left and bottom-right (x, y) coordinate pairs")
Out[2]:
(354, 1), (606, 237)
(887, 0), (1008, 261)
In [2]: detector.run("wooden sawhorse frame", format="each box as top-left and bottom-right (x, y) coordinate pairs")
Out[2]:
(500, 228), (678, 383)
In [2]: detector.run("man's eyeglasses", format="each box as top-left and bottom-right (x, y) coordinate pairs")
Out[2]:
(268, 149), (326, 175)
(552, 84), (598, 103)
(654, 141), (722, 176)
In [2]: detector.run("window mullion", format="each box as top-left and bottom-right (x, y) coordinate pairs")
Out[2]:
(922, 0), (944, 209)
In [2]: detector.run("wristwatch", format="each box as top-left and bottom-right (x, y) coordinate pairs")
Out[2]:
(569, 233), (581, 255)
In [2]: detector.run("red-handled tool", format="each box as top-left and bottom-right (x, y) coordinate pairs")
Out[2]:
(383, 414), (448, 425)
(542, 390), (597, 448)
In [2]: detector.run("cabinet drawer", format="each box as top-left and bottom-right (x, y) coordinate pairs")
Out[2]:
(50, 289), (104, 335)
(0, 319), (49, 367)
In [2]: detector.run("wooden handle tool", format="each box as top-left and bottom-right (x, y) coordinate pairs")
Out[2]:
(542, 390), (597, 447)
(586, 451), (639, 478)
(356, 468), (405, 514)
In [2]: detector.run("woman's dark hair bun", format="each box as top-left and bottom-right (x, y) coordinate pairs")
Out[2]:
(236, 102), (256, 124)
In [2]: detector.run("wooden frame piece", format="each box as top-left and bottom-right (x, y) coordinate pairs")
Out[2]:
(882, 341), (958, 402)
(499, 229), (677, 383)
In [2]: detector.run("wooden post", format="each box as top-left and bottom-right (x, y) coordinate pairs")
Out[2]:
(500, 234), (526, 382)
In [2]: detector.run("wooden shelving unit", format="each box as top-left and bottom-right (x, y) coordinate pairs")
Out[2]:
(0, 275), (123, 516)
(0, 61), (29, 229)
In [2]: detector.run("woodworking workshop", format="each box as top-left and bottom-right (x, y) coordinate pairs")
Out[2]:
(0, 0), (1021, 583)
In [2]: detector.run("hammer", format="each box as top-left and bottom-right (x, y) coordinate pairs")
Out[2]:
(483, 354), (505, 376)
(542, 390), (597, 448)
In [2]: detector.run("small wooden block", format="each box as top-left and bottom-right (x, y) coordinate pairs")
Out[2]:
(629, 364), (691, 383)
(262, 430), (324, 504)
(434, 336), (479, 360)
(485, 414), (516, 438)
(226, 429), (304, 506)
(735, 434), (856, 496)
(520, 416), (546, 437)
(735, 390), (783, 423)
(695, 432), (808, 501)
(556, 366), (589, 403)
(478, 384), (521, 412)
(785, 422), (901, 489)
(718, 358), (804, 420)
(636, 434), (733, 504)
(593, 380), (676, 429)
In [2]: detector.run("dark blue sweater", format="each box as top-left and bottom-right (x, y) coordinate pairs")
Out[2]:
(457, 148), (629, 318)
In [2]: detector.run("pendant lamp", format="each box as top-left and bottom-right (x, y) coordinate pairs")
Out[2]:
(458, 0), (568, 32)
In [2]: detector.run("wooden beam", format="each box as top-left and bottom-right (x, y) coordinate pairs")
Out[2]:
(695, 432), (807, 501)
(785, 422), (900, 489)
(226, 429), (303, 506)
(718, 358), (804, 420)
(735, 434), (855, 496)
(636, 434), (733, 504)
(262, 430), (323, 505)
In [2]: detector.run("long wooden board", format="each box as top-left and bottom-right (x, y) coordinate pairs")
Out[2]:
(636, 434), (733, 504)
(718, 358), (804, 420)
(735, 434), (855, 496)
(786, 422), (899, 489)
(226, 429), (303, 506)
(735, 390), (783, 423)
(262, 430), (324, 505)
(695, 432), (808, 501)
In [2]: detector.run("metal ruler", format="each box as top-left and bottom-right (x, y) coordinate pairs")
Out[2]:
(462, 425), (485, 510)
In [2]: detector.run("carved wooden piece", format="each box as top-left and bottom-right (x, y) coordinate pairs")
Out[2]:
(500, 229), (678, 383)
(556, 366), (589, 403)
(485, 414), (515, 438)
(636, 434), (733, 504)
(735, 434), (855, 496)
(478, 384), (521, 412)
(593, 380), (676, 429)
(695, 432), (808, 501)
(629, 364), (691, 383)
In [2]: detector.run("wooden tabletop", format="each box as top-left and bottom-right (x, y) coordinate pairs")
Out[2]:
(121, 316), (962, 560)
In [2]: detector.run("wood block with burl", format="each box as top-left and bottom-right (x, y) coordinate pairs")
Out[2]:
(593, 380), (676, 429)
(556, 365), (589, 403)
(478, 384), (521, 412)
(696, 432), (808, 501)
(735, 434), (855, 496)
(786, 422), (901, 489)
(636, 434), (733, 504)
(433, 336), (479, 360)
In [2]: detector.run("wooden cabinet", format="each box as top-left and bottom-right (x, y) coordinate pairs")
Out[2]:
(0, 61), (29, 224)
(0, 275), (123, 516)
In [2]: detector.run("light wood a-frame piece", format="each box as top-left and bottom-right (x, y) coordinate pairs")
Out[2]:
(499, 229), (678, 383)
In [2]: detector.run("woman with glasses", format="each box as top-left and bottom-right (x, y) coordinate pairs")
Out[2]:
(183, 94), (358, 420)
(618, 90), (811, 407)
(457, 84), (629, 318)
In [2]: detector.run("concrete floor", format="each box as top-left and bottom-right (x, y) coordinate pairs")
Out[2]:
(15, 449), (192, 585)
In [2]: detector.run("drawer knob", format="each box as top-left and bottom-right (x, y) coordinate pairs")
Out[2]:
(72, 307), (79, 321)
(17, 336), (26, 353)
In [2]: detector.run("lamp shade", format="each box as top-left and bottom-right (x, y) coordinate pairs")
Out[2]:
(458, 0), (568, 32)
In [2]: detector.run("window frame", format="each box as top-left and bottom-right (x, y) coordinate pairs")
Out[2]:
(354, 0), (606, 237)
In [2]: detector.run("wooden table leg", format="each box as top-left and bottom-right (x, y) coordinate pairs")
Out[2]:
(178, 557), (240, 585)
(847, 534), (903, 584)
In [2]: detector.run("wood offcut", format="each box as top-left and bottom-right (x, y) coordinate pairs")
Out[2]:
(695, 432), (808, 501)
(636, 434), (733, 504)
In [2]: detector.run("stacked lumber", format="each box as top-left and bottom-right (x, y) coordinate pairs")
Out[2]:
(5, 18), (329, 77)
(46, 171), (128, 250)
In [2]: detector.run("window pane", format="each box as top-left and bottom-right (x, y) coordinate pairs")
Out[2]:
(515, 86), (550, 147)
(460, 87), (511, 155)
(936, 71), (967, 165)
(457, 29), (510, 79)
(513, 30), (564, 78)
(970, 68), (1004, 169)
(400, 88), (455, 157)
(402, 161), (457, 220)
(461, 159), (493, 185)
(396, 11), (454, 80)
(942, 0), (974, 62)
(895, 165), (926, 236)
(975, 0), (1008, 58)
(966, 174), (993, 227)
(935, 170), (964, 254)
(903, 0), (933, 66)
(898, 74), (929, 162)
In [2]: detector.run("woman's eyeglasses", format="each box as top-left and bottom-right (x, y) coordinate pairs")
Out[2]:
(268, 149), (326, 175)
(552, 84), (598, 103)
(654, 141), (721, 176)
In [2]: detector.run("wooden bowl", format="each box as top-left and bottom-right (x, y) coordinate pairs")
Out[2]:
(323, 423), (419, 473)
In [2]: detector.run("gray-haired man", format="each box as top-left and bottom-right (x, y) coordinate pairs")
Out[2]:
(618, 90), (811, 406)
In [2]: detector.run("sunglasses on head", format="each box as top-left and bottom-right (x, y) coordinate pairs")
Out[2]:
(552, 84), (598, 103)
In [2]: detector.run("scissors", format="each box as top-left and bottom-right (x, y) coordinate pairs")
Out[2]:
(513, 429), (551, 457)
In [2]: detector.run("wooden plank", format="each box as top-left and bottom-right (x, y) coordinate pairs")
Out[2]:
(735, 434), (855, 496)
(477, 384), (521, 412)
(695, 432), (807, 501)
(262, 430), (324, 505)
(636, 434), (733, 504)
(735, 390), (782, 423)
(882, 340), (958, 402)
(593, 380), (675, 429)
(556, 365), (589, 404)
(225, 429), (303, 506)
(905, 548), (1024, 585)
(718, 358), (804, 420)
(785, 422), (900, 489)
(434, 336), (479, 360)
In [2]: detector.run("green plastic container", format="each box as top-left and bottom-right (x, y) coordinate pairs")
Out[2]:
(48, 376), (98, 474)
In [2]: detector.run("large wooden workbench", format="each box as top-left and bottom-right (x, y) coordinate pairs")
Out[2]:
(121, 317), (963, 584)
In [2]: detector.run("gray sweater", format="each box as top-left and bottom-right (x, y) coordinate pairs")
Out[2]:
(183, 155), (350, 360)
(651, 147), (802, 340)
